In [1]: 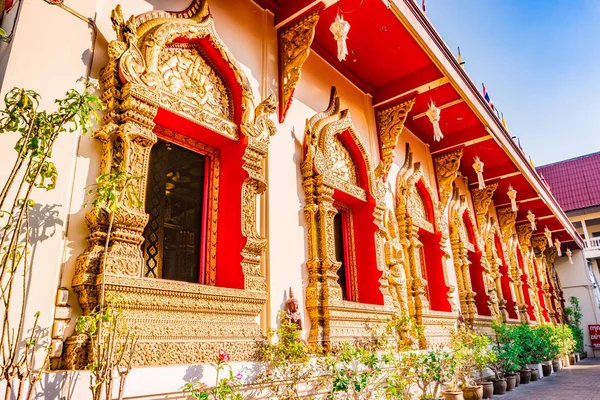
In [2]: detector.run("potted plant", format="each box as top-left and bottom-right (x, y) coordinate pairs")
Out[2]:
(407, 349), (453, 399)
(490, 322), (526, 393)
(449, 326), (491, 400)
(535, 324), (560, 377)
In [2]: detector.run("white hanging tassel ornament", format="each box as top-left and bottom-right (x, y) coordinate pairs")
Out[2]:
(544, 226), (552, 248)
(554, 239), (562, 256)
(426, 101), (443, 142)
(330, 14), (350, 62)
(566, 248), (573, 264)
(473, 157), (485, 189)
(527, 210), (536, 231)
(507, 185), (517, 212)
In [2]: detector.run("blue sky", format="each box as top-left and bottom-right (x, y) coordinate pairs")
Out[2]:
(425, 0), (600, 166)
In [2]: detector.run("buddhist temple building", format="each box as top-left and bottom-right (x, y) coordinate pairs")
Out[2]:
(538, 152), (600, 353)
(0, 0), (586, 397)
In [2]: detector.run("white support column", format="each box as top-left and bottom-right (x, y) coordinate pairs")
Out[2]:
(581, 219), (590, 241)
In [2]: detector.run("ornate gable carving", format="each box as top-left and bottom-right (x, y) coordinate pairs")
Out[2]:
(531, 235), (548, 258)
(278, 8), (321, 122)
(497, 206), (517, 244)
(471, 183), (498, 234)
(374, 96), (416, 181)
(434, 149), (463, 208)
(516, 224), (533, 248)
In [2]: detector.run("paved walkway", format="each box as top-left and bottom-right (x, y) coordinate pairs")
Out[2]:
(498, 357), (600, 399)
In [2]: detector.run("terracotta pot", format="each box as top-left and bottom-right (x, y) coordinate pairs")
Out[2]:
(480, 381), (493, 399)
(530, 368), (539, 381)
(520, 369), (532, 384)
(441, 391), (464, 400)
(514, 372), (520, 387)
(569, 355), (576, 365)
(542, 363), (552, 377)
(462, 385), (483, 400)
(505, 375), (516, 391)
(552, 359), (561, 372)
(492, 379), (506, 395)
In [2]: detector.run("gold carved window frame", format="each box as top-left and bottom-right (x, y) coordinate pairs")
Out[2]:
(302, 87), (395, 350)
(332, 200), (358, 302)
(143, 126), (220, 285)
(394, 144), (457, 346)
(64, 1), (277, 369)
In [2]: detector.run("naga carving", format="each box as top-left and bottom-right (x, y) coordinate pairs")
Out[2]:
(433, 149), (463, 208)
(374, 96), (416, 181)
(278, 8), (321, 122)
(65, 1), (276, 368)
(497, 206), (517, 244)
(302, 87), (394, 350)
(471, 183), (498, 235)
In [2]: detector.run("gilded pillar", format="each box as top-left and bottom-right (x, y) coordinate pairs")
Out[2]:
(448, 190), (476, 327)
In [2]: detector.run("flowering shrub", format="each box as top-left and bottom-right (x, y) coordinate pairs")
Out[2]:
(257, 311), (321, 399)
(182, 351), (243, 400)
(321, 342), (389, 399)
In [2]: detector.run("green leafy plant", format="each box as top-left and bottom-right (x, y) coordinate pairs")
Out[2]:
(257, 311), (322, 399)
(76, 305), (137, 400)
(321, 342), (389, 400)
(490, 322), (523, 378)
(386, 315), (423, 352)
(535, 324), (561, 362)
(565, 296), (584, 353)
(404, 349), (454, 398)
(182, 351), (244, 400)
(0, 86), (100, 399)
(449, 326), (493, 388)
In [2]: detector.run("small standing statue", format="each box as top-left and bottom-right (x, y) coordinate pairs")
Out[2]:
(384, 209), (409, 316)
(286, 287), (303, 331)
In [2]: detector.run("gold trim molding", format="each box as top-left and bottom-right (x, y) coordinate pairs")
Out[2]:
(64, 1), (276, 368)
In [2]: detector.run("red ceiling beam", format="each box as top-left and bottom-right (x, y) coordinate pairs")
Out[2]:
(467, 164), (520, 185)
(373, 64), (444, 106)
(275, 0), (334, 27)
(430, 128), (491, 154)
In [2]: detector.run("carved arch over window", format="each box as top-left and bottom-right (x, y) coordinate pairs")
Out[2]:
(66, 1), (276, 368)
(394, 144), (455, 346)
(302, 87), (394, 349)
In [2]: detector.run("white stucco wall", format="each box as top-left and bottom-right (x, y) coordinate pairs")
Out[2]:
(555, 249), (600, 356)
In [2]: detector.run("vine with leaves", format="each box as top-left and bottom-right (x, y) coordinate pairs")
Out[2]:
(0, 86), (100, 399)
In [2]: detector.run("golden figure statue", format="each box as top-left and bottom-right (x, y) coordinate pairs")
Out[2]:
(384, 209), (409, 316)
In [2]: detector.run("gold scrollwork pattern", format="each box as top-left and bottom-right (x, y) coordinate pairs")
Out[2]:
(302, 87), (394, 350)
(433, 149), (463, 209)
(278, 8), (321, 122)
(374, 96), (416, 181)
(65, 1), (276, 369)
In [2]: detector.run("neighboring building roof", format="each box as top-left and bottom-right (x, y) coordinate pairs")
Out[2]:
(537, 151), (600, 212)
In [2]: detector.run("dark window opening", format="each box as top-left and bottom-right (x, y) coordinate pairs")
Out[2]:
(143, 139), (208, 284)
(334, 210), (354, 301)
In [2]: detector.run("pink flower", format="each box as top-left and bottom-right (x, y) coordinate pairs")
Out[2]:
(236, 372), (243, 380)
(218, 350), (231, 363)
